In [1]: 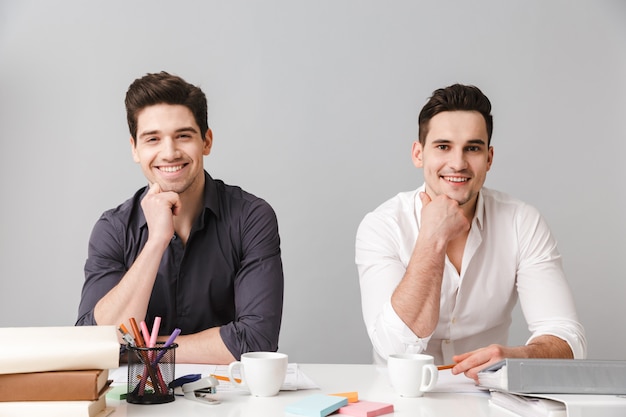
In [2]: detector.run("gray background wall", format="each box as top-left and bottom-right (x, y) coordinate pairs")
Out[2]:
(1, 0), (624, 364)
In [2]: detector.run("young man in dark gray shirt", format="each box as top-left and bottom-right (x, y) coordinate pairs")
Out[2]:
(77, 72), (284, 364)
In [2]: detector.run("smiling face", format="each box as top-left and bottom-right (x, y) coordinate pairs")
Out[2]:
(131, 103), (212, 197)
(412, 110), (493, 217)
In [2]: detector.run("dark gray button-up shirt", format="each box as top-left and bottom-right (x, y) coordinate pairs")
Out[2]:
(76, 172), (284, 359)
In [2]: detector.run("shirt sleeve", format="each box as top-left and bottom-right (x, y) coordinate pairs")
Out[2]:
(515, 203), (587, 359)
(219, 199), (284, 359)
(76, 213), (128, 326)
(355, 211), (430, 362)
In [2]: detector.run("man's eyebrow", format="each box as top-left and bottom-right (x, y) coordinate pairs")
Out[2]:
(139, 129), (160, 138)
(467, 139), (487, 145)
(138, 126), (198, 138)
(175, 126), (199, 134)
(430, 138), (487, 145)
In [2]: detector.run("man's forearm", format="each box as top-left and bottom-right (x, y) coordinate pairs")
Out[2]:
(391, 236), (446, 338)
(93, 238), (167, 328)
(525, 335), (574, 359)
(172, 327), (236, 364)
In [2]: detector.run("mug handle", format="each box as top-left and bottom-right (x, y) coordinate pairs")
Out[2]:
(420, 364), (438, 392)
(227, 361), (246, 388)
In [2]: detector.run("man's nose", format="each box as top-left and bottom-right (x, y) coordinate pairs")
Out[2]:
(161, 137), (180, 159)
(448, 149), (468, 170)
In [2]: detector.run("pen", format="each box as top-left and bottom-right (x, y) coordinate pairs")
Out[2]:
(140, 321), (151, 349)
(141, 320), (151, 354)
(140, 320), (155, 366)
(149, 317), (161, 348)
(211, 374), (241, 384)
(162, 327), (181, 348)
(129, 318), (146, 348)
(153, 328), (181, 364)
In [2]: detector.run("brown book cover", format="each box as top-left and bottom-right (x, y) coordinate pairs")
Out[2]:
(0, 369), (111, 401)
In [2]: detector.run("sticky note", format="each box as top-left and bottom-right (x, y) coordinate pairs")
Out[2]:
(330, 391), (359, 403)
(285, 394), (348, 417)
(338, 401), (394, 417)
(106, 385), (128, 400)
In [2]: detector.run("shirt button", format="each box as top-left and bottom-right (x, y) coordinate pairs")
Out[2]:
(451, 317), (456, 324)
(444, 340), (450, 344)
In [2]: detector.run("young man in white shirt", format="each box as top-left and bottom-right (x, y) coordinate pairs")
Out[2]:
(355, 84), (586, 380)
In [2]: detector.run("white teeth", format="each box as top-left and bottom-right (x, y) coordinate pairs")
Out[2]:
(445, 177), (468, 183)
(160, 165), (183, 173)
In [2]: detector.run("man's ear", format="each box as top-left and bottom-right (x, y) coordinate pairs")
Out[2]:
(203, 129), (213, 156)
(411, 141), (424, 168)
(130, 136), (140, 163)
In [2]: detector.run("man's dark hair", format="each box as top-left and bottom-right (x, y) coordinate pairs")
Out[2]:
(418, 84), (493, 145)
(125, 71), (209, 142)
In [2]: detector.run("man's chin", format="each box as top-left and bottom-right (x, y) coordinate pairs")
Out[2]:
(152, 181), (183, 194)
(442, 191), (473, 207)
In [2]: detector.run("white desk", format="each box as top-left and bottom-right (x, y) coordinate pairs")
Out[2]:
(107, 364), (515, 416)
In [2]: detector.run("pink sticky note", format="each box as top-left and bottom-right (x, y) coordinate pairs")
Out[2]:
(338, 400), (394, 417)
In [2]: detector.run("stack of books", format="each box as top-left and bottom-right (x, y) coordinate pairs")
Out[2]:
(0, 326), (120, 417)
(477, 358), (626, 417)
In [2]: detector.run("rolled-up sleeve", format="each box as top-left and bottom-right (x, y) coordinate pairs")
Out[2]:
(356, 211), (429, 363)
(219, 199), (284, 358)
(76, 214), (128, 326)
(515, 203), (587, 359)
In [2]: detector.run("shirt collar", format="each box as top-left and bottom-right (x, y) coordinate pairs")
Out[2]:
(189, 171), (220, 232)
(474, 190), (485, 230)
(202, 171), (219, 218)
(137, 170), (219, 229)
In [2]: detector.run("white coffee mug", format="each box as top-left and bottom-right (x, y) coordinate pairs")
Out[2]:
(387, 353), (438, 397)
(228, 352), (288, 397)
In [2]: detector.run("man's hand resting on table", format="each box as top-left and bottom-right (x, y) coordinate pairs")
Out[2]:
(450, 335), (573, 381)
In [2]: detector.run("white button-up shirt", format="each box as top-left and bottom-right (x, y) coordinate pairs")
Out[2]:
(355, 185), (586, 365)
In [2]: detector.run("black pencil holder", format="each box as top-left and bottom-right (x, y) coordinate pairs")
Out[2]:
(126, 342), (177, 404)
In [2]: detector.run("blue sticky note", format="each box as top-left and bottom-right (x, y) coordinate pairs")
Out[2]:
(286, 394), (349, 417)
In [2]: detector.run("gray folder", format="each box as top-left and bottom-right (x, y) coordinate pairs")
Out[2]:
(477, 359), (626, 395)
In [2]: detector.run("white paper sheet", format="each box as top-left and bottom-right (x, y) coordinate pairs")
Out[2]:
(431, 369), (489, 395)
